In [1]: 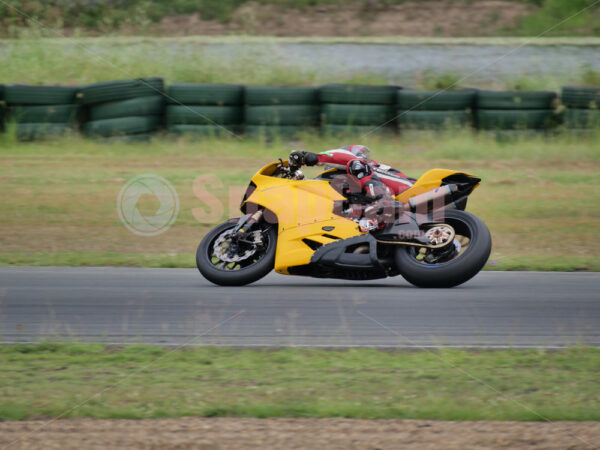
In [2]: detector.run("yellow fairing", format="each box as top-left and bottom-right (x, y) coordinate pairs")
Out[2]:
(243, 163), (363, 274)
(243, 164), (479, 274)
(395, 168), (480, 202)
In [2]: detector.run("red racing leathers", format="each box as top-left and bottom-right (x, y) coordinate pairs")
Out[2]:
(289, 146), (413, 230)
(307, 146), (414, 195)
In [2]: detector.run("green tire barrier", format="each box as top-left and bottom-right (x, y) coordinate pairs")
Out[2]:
(0, 85), (5, 132)
(483, 129), (548, 141)
(98, 133), (157, 143)
(167, 124), (240, 137)
(320, 84), (397, 105)
(245, 125), (315, 138)
(10, 104), (79, 123)
(245, 105), (319, 126)
(3, 85), (79, 140)
(245, 86), (318, 106)
(563, 109), (600, 128)
(322, 124), (395, 136)
(80, 78), (164, 105)
(89, 96), (165, 121)
(557, 128), (599, 137)
(5, 85), (79, 105)
(561, 86), (600, 109)
(16, 123), (73, 141)
(166, 84), (244, 106)
(322, 104), (395, 126)
(2, 81), (600, 140)
(398, 90), (476, 111)
(477, 109), (557, 130)
(83, 116), (161, 137)
(398, 110), (471, 129)
(166, 105), (243, 125)
(476, 90), (558, 110)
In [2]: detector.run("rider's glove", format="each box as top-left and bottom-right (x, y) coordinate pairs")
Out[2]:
(304, 152), (318, 166)
(358, 218), (379, 232)
(289, 151), (319, 168)
(289, 151), (305, 168)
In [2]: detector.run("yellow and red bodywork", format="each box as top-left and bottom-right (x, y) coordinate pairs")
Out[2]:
(396, 168), (479, 203)
(242, 163), (361, 274)
(242, 162), (479, 275)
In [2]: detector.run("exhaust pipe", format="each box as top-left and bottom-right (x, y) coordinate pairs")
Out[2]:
(408, 184), (457, 213)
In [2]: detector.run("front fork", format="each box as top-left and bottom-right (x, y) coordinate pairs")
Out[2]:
(233, 209), (263, 234)
(231, 209), (265, 246)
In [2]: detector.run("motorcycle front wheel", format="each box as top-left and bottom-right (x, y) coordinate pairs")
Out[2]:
(395, 210), (492, 288)
(196, 221), (277, 286)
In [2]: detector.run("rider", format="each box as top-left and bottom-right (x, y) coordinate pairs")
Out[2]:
(289, 145), (414, 231)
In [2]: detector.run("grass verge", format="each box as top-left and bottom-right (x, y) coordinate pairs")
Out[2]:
(1, 37), (599, 89)
(0, 343), (599, 421)
(0, 131), (599, 271)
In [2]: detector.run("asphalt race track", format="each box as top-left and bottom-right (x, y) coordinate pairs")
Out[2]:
(1, 267), (599, 348)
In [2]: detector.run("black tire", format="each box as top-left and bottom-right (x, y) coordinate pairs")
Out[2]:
(166, 84), (244, 106)
(563, 109), (600, 128)
(5, 85), (79, 105)
(245, 105), (319, 126)
(245, 86), (318, 106)
(9, 104), (79, 123)
(89, 96), (165, 121)
(322, 103), (395, 125)
(476, 109), (556, 130)
(561, 86), (600, 109)
(196, 222), (277, 286)
(395, 210), (492, 288)
(398, 90), (476, 110)
(83, 116), (161, 137)
(166, 105), (243, 125)
(476, 90), (558, 110)
(398, 110), (471, 129)
(80, 78), (164, 105)
(320, 84), (397, 105)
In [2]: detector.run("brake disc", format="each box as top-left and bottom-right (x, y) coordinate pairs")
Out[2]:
(213, 230), (259, 263)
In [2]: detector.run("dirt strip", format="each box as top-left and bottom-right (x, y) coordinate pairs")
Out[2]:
(124, 1), (536, 37)
(0, 418), (599, 449)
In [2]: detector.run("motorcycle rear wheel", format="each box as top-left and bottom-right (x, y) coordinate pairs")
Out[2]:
(395, 210), (491, 288)
(196, 221), (277, 286)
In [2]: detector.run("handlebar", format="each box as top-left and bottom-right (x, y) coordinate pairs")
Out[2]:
(275, 159), (304, 180)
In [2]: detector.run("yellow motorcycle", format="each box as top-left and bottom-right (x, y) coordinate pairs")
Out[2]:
(196, 159), (491, 287)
